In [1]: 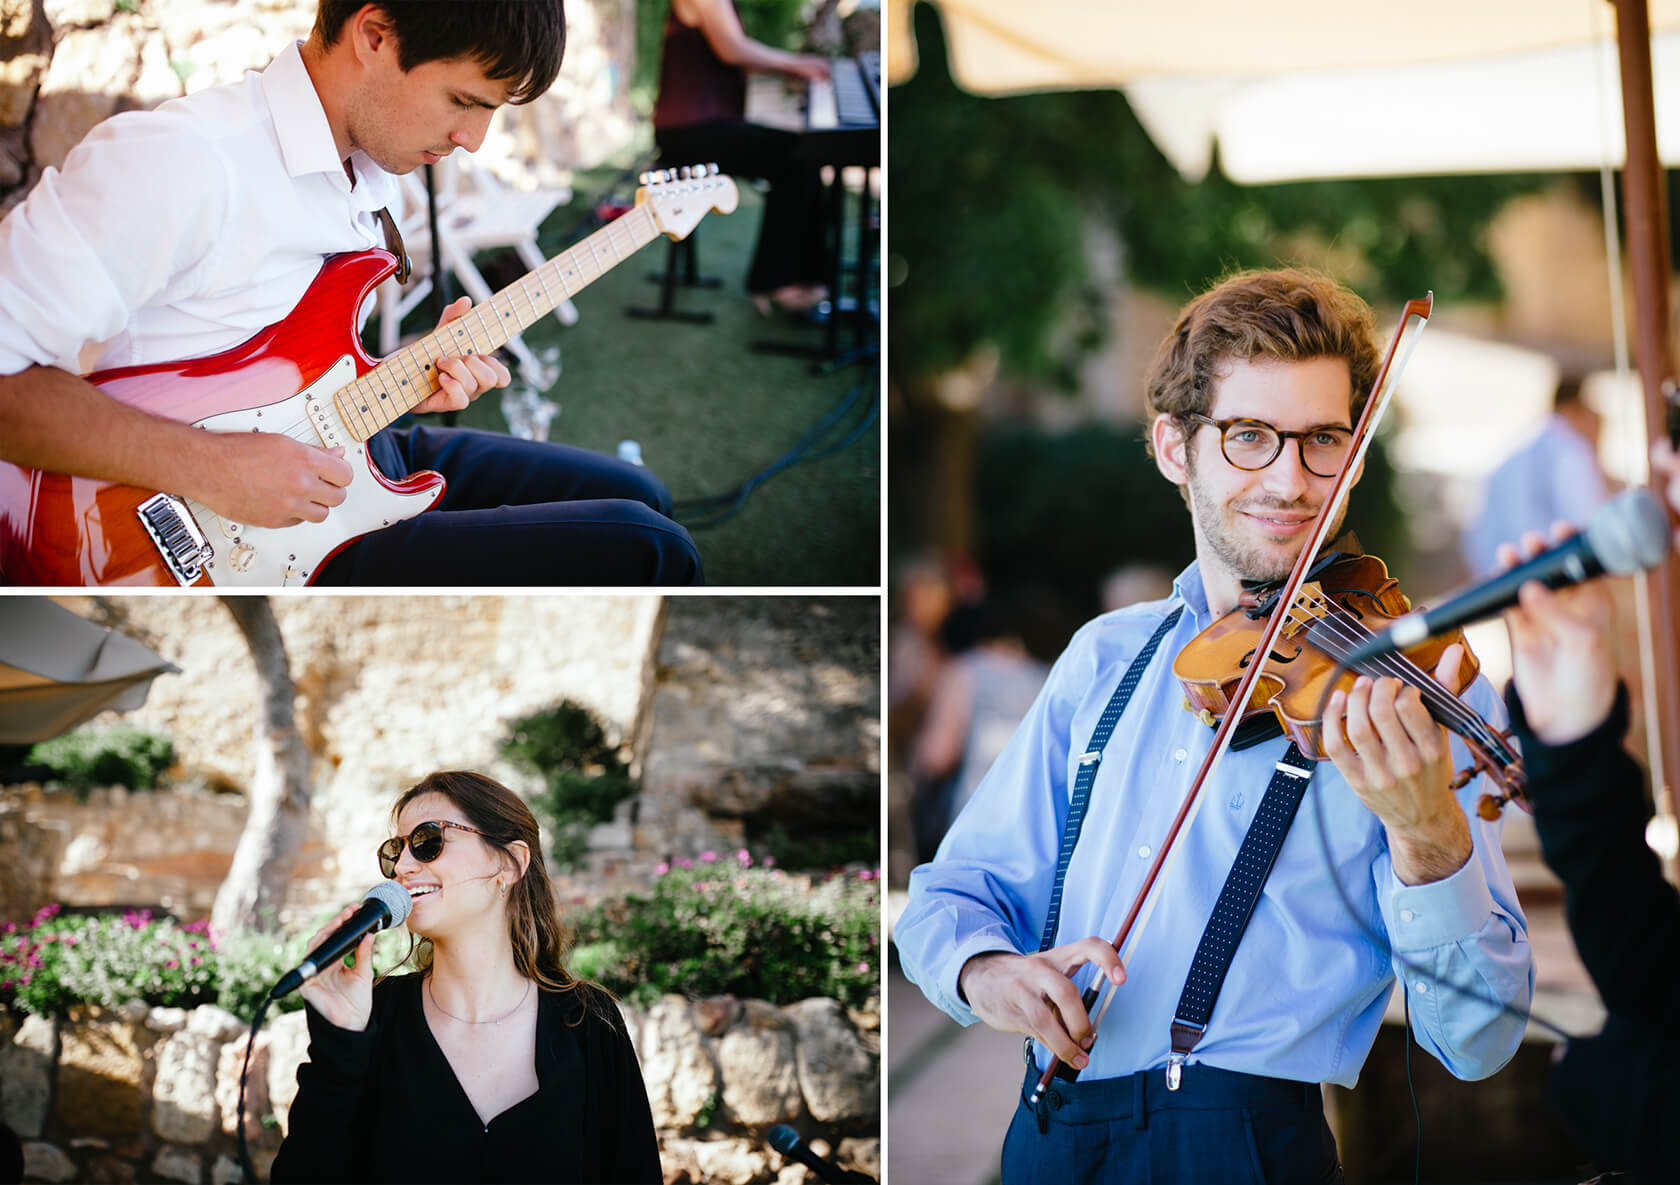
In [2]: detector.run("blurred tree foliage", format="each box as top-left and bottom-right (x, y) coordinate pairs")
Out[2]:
(970, 422), (1405, 649)
(888, 2), (1553, 390)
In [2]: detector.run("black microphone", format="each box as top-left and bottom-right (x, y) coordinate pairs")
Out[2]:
(269, 882), (412, 1000)
(767, 1125), (872, 1183)
(1338, 487), (1671, 668)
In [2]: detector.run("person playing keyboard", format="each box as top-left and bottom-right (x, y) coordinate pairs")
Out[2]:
(652, 0), (832, 316)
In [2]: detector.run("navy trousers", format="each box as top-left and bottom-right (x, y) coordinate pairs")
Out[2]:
(315, 425), (704, 586)
(1001, 1063), (1344, 1185)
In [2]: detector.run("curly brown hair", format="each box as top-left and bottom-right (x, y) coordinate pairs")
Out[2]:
(1144, 268), (1380, 460)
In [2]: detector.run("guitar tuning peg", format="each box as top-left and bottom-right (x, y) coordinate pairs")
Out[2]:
(638, 171), (649, 185)
(679, 165), (692, 180)
(708, 162), (719, 176)
(664, 168), (677, 182)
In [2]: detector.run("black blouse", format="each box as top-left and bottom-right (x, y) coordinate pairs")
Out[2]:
(270, 974), (662, 1184)
(1509, 684), (1680, 1177)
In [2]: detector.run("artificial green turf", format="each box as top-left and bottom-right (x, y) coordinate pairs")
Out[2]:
(428, 166), (880, 588)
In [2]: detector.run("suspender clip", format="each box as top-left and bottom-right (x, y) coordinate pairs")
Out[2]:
(1078, 749), (1101, 768)
(1166, 1051), (1186, 1092)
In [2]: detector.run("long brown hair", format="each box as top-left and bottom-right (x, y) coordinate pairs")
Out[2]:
(388, 770), (583, 1000)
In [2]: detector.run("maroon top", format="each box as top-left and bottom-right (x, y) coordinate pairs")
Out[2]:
(651, 8), (746, 129)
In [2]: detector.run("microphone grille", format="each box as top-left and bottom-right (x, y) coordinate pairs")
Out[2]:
(1586, 487), (1672, 574)
(365, 879), (413, 928)
(767, 1125), (800, 1154)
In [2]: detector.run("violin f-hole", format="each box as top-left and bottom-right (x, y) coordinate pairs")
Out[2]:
(1238, 643), (1303, 670)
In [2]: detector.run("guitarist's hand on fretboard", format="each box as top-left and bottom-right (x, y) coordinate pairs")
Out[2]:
(411, 296), (514, 415)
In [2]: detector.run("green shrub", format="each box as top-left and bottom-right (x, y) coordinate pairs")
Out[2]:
(758, 823), (879, 872)
(27, 724), (175, 798)
(569, 854), (880, 1009)
(501, 702), (636, 871)
(0, 906), (408, 1022)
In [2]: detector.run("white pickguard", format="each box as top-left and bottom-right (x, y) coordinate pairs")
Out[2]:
(182, 356), (442, 586)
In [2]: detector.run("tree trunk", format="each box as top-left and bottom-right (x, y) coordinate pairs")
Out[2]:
(211, 598), (313, 936)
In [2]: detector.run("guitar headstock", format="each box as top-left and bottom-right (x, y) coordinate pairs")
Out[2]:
(637, 164), (740, 241)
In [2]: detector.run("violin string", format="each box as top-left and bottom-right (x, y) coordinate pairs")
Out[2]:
(1283, 590), (1513, 760)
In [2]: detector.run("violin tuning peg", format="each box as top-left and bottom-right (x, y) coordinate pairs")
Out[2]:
(1475, 793), (1503, 821)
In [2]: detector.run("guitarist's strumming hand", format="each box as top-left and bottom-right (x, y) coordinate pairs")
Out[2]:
(192, 432), (352, 530)
(413, 297), (513, 415)
(958, 938), (1126, 1071)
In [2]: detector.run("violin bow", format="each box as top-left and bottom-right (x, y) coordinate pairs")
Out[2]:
(1029, 294), (1435, 1103)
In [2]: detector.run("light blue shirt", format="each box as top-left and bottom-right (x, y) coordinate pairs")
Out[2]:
(896, 561), (1534, 1088)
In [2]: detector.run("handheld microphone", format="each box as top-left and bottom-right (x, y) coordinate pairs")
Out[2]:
(767, 1125), (873, 1183)
(269, 882), (412, 1000)
(1339, 487), (1671, 668)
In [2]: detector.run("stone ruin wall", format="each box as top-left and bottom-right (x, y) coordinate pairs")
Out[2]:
(0, 0), (638, 217)
(0, 595), (880, 921)
(2, 595), (668, 925)
(2, 991), (881, 1185)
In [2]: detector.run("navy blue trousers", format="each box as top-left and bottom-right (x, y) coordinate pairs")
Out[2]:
(1001, 1063), (1344, 1185)
(315, 426), (703, 586)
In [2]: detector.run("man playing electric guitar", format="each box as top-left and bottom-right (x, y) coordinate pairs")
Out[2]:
(0, 0), (703, 585)
(896, 269), (1534, 1183)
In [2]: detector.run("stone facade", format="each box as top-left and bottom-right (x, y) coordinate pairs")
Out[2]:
(5, 993), (879, 1185)
(0, 0), (637, 216)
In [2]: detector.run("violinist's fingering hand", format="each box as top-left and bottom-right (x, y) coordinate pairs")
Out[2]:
(1501, 524), (1617, 746)
(1324, 648), (1473, 886)
(957, 938), (1126, 1071)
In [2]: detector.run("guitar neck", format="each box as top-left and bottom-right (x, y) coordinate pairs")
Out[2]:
(332, 204), (662, 440)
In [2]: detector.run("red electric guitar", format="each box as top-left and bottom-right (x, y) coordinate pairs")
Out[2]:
(0, 167), (738, 586)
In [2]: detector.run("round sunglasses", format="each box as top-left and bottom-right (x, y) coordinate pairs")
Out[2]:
(378, 819), (485, 879)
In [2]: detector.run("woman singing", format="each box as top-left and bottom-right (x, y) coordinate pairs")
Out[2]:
(271, 771), (661, 1183)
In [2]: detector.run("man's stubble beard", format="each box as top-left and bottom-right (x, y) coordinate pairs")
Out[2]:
(1183, 446), (1345, 585)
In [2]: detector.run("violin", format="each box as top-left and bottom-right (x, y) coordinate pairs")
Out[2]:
(1172, 549), (1528, 819)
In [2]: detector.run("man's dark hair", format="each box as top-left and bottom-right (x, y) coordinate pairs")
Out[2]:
(314, 1), (566, 104)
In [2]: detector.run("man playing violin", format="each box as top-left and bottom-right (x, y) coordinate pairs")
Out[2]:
(0, 1), (702, 585)
(896, 268), (1533, 1183)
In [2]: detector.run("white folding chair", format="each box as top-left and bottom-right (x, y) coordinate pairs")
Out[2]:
(375, 155), (577, 392)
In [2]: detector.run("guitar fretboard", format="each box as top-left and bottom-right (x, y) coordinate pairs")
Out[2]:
(332, 203), (662, 440)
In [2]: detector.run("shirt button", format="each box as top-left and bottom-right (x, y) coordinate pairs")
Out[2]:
(1413, 981), (1430, 994)
(1173, 748), (1188, 762)
(1399, 909), (1415, 923)
(1137, 845), (1151, 859)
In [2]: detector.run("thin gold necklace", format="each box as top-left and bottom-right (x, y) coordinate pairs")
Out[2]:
(426, 976), (532, 1026)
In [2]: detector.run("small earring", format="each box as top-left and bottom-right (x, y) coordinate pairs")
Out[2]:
(498, 881), (507, 896)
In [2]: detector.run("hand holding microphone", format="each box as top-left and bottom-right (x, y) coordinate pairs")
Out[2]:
(276, 882), (412, 1032)
(1500, 521), (1620, 746)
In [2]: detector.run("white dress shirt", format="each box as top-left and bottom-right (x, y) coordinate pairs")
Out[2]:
(0, 40), (400, 377)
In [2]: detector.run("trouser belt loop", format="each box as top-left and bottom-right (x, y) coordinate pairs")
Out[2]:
(1132, 1069), (1148, 1130)
(1167, 1019), (1204, 1092)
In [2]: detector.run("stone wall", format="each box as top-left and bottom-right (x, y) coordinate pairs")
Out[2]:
(2, 990), (879, 1185)
(4, 595), (666, 924)
(0, 0), (637, 216)
(638, 597), (880, 861)
(1, 595), (881, 924)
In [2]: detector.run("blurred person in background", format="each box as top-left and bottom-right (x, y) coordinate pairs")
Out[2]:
(909, 598), (1049, 864)
(651, 0), (833, 316)
(1462, 375), (1610, 579)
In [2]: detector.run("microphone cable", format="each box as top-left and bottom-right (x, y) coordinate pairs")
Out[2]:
(236, 994), (275, 1185)
(672, 378), (878, 530)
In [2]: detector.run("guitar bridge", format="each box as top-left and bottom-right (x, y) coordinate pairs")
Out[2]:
(136, 494), (214, 586)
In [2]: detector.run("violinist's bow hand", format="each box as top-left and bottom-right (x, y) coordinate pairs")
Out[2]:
(957, 938), (1126, 1071)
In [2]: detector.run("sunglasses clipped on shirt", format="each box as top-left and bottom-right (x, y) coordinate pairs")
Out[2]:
(378, 819), (485, 879)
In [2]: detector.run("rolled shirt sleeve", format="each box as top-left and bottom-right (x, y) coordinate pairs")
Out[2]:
(0, 111), (231, 375)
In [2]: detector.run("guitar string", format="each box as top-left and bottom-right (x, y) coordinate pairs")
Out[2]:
(180, 197), (683, 531)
